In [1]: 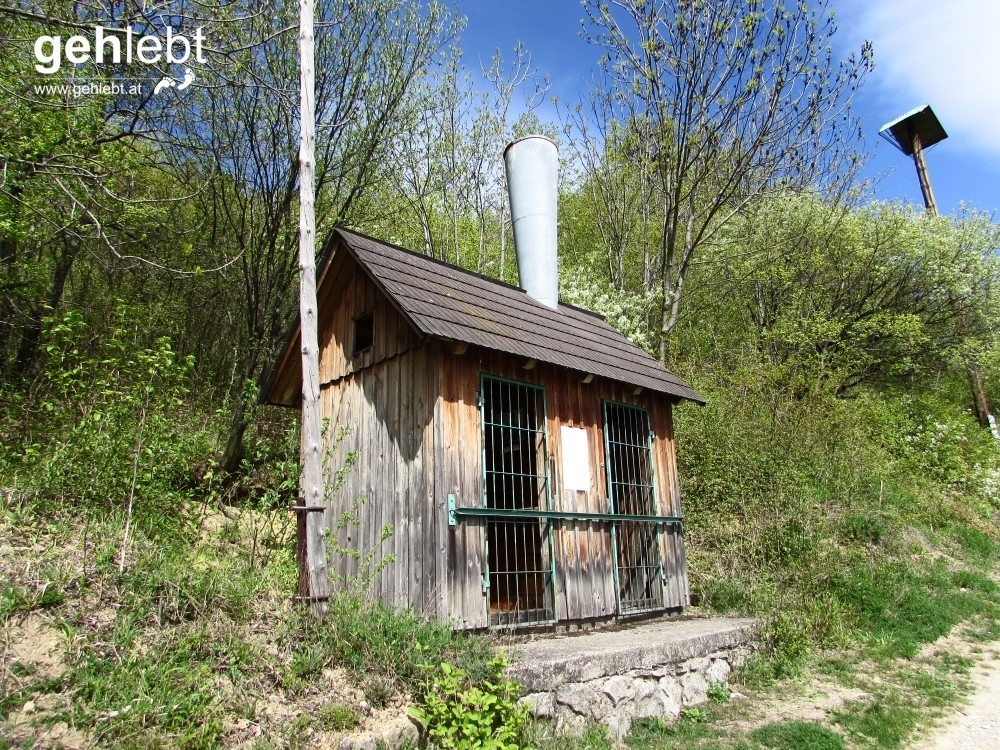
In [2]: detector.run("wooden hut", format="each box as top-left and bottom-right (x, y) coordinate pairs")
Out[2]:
(263, 225), (705, 630)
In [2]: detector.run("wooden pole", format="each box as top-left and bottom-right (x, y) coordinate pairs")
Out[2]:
(298, 0), (329, 615)
(911, 130), (939, 216)
(911, 129), (992, 428)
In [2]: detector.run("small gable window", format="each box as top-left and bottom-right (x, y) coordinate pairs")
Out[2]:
(353, 312), (374, 354)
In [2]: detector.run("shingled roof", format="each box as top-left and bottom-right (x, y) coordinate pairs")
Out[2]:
(267, 227), (705, 405)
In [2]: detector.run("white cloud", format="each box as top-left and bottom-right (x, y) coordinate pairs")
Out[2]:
(850, 0), (1000, 160)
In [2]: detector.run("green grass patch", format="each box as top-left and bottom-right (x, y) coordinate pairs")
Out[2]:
(827, 560), (1000, 658)
(281, 592), (493, 703)
(534, 725), (613, 749)
(750, 720), (845, 750)
(840, 513), (887, 545)
(832, 700), (921, 749)
(0, 580), (65, 621)
(952, 525), (998, 559)
(67, 631), (231, 748)
(318, 701), (361, 731)
(625, 712), (724, 748)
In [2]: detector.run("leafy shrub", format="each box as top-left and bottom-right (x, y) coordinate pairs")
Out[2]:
(769, 609), (812, 677)
(707, 682), (731, 703)
(2, 307), (212, 540)
(409, 654), (529, 750)
(700, 577), (748, 612)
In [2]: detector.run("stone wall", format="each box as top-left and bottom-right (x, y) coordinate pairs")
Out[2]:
(507, 617), (756, 740)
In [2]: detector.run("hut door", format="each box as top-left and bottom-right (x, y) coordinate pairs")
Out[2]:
(480, 376), (555, 626)
(603, 401), (665, 614)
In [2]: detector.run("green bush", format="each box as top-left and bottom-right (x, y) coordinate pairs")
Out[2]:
(2, 307), (212, 538)
(700, 577), (748, 612)
(769, 609), (812, 677)
(409, 654), (530, 750)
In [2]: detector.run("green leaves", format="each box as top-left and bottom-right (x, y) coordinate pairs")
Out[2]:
(410, 653), (531, 750)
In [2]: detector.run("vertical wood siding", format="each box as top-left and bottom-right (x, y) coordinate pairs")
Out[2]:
(317, 255), (441, 619)
(439, 346), (690, 625)
(311, 248), (689, 627)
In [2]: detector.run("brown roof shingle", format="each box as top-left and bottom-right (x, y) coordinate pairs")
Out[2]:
(338, 228), (704, 404)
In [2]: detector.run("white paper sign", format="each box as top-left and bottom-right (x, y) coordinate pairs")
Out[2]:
(561, 426), (592, 492)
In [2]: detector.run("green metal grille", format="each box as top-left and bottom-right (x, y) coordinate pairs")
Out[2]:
(603, 401), (665, 615)
(480, 375), (555, 626)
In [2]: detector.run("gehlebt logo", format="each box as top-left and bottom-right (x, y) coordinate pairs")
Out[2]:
(32, 25), (206, 98)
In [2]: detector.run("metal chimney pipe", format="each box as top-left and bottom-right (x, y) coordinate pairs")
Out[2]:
(504, 135), (559, 309)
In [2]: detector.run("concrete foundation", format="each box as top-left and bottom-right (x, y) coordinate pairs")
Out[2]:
(506, 616), (757, 739)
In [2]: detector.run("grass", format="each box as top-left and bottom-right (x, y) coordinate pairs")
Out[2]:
(318, 701), (362, 731)
(833, 701), (921, 749)
(0, 497), (495, 748)
(826, 559), (1000, 659)
(750, 721), (845, 750)
(0, 581), (65, 621)
(3, 512), (997, 750)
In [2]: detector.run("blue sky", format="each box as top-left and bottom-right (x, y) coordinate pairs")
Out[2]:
(458, 0), (1000, 216)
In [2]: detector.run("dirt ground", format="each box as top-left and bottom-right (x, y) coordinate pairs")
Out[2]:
(915, 642), (1000, 750)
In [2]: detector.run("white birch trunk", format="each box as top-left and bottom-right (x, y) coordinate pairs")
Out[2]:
(299, 0), (329, 616)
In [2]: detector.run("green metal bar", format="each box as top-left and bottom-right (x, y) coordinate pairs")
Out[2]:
(478, 373), (555, 626)
(539, 385), (557, 612)
(602, 399), (670, 615)
(477, 376), (489, 594)
(452, 506), (681, 524)
(602, 400), (623, 615)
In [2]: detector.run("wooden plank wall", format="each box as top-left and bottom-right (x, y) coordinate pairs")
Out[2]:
(437, 343), (488, 628)
(439, 346), (690, 626)
(317, 256), (421, 384)
(650, 400), (691, 610)
(318, 263), (443, 620)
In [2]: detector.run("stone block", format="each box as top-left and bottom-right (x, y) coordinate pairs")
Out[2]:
(657, 676), (683, 718)
(633, 678), (658, 700)
(706, 658), (731, 684)
(681, 671), (709, 706)
(606, 714), (632, 740)
(554, 708), (590, 736)
(680, 656), (710, 673)
(602, 675), (636, 705)
(635, 695), (668, 720)
(521, 691), (555, 718)
(555, 682), (600, 717)
(396, 721), (419, 743)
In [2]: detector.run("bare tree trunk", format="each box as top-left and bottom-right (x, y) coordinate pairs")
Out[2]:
(14, 232), (79, 377)
(967, 363), (992, 428)
(298, 0), (329, 617)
